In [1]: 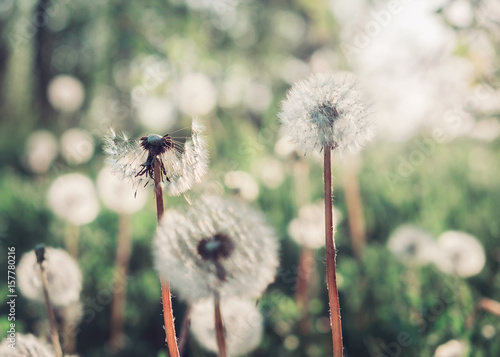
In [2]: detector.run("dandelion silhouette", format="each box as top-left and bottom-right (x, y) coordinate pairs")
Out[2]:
(279, 72), (375, 357)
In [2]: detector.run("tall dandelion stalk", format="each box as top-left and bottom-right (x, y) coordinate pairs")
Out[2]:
(104, 118), (209, 357)
(279, 72), (374, 356)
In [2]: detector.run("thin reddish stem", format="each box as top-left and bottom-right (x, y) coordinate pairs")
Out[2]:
(344, 161), (366, 260)
(154, 162), (180, 357)
(214, 293), (227, 357)
(295, 247), (314, 333)
(324, 146), (343, 357)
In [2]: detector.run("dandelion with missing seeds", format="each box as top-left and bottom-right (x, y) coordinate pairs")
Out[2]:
(104, 118), (208, 196)
(278, 72), (375, 357)
(103, 118), (209, 357)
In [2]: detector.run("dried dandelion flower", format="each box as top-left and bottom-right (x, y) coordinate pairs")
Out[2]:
(434, 231), (485, 278)
(288, 200), (342, 249)
(96, 166), (147, 214)
(18, 247), (82, 307)
(190, 298), (263, 356)
(278, 72), (374, 156)
(47, 173), (99, 226)
(153, 196), (279, 302)
(387, 225), (438, 265)
(103, 118), (209, 196)
(0, 334), (55, 357)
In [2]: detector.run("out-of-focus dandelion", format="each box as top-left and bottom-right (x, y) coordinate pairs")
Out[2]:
(154, 195), (278, 357)
(387, 225), (438, 266)
(434, 231), (486, 278)
(60, 128), (94, 165)
(224, 171), (259, 201)
(0, 333), (56, 357)
(96, 166), (146, 352)
(433, 339), (468, 357)
(153, 195), (278, 302)
(251, 157), (285, 189)
(278, 71), (374, 357)
(288, 201), (342, 250)
(18, 247), (82, 308)
(47, 173), (99, 258)
(103, 118), (209, 197)
(48, 75), (85, 113)
(177, 73), (217, 116)
(190, 298), (263, 356)
(137, 97), (177, 132)
(47, 173), (99, 226)
(23, 130), (59, 174)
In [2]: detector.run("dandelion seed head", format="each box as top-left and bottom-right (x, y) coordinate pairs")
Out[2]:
(278, 72), (374, 156)
(434, 339), (468, 357)
(153, 196), (279, 302)
(0, 334), (55, 356)
(18, 247), (82, 307)
(103, 118), (209, 196)
(387, 225), (437, 265)
(48, 75), (85, 113)
(23, 130), (58, 174)
(47, 173), (99, 225)
(97, 166), (147, 214)
(434, 231), (485, 278)
(288, 200), (342, 249)
(60, 128), (94, 165)
(190, 298), (263, 356)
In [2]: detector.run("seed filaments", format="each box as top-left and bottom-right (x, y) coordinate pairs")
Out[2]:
(197, 233), (235, 281)
(136, 134), (175, 182)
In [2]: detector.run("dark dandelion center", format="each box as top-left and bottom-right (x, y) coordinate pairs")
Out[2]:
(135, 134), (175, 181)
(197, 233), (235, 281)
(311, 103), (341, 124)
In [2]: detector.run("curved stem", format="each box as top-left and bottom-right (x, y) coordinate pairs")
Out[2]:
(214, 293), (227, 357)
(324, 146), (343, 357)
(154, 162), (180, 357)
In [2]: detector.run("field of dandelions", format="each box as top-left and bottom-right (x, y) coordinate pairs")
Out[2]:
(1, 1), (500, 357)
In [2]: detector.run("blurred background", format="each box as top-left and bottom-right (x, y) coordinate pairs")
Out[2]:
(0, 0), (499, 356)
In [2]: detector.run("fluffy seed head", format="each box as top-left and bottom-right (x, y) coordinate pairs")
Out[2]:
(434, 231), (485, 277)
(387, 225), (438, 265)
(288, 200), (342, 249)
(153, 196), (279, 302)
(47, 173), (99, 226)
(278, 72), (374, 156)
(190, 298), (263, 356)
(103, 118), (209, 196)
(0, 334), (55, 356)
(18, 247), (82, 307)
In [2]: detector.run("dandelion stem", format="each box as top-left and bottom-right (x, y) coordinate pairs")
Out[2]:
(178, 305), (192, 357)
(154, 161), (180, 357)
(214, 293), (227, 357)
(109, 214), (132, 352)
(324, 146), (343, 357)
(295, 247), (314, 333)
(344, 161), (366, 260)
(36, 247), (63, 357)
(65, 222), (79, 259)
